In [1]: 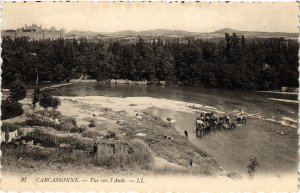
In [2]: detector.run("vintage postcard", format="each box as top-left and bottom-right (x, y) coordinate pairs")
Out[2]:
(1, 2), (299, 192)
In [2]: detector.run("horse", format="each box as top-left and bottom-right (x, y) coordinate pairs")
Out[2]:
(196, 119), (205, 138)
(216, 121), (224, 130)
(237, 116), (247, 124)
(229, 122), (236, 130)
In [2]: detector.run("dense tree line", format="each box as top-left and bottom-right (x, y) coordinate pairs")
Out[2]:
(2, 33), (298, 90)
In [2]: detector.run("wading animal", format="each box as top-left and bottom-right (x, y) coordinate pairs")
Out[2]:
(237, 116), (247, 124)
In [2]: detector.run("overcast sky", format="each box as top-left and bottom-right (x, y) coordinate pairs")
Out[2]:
(2, 2), (299, 33)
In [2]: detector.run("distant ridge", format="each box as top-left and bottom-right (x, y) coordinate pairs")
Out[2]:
(210, 28), (298, 39)
(213, 28), (238, 34)
(29, 27), (296, 40)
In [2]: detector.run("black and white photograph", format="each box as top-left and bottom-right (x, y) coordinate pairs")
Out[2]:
(1, 2), (299, 192)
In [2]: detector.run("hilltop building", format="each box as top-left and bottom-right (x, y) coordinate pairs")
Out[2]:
(2, 24), (66, 40)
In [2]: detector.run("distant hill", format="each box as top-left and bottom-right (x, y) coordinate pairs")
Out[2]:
(66, 28), (298, 40)
(209, 28), (298, 39)
(138, 29), (200, 37)
(67, 30), (99, 37)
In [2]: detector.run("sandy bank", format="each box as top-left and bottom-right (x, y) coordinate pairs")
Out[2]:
(258, 91), (298, 95)
(58, 96), (297, 129)
(59, 96), (224, 116)
(268, 97), (299, 104)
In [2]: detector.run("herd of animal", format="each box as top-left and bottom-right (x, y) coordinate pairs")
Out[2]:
(194, 112), (247, 138)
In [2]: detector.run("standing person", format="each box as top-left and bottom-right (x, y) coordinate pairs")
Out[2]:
(190, 159), (193, 166)
(184, 130), (189, 139)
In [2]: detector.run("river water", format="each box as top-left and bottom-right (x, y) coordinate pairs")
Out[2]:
(52, 83), (298, 175)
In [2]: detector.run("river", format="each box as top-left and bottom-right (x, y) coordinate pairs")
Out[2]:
(52, 83), (298, 175)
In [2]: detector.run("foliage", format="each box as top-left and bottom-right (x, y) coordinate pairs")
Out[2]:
(39, 92), (52, 110)
(70, 125), (88, 133)
(60, 116), (77, 126)
(9, 79), (27, 101)
(25, 115), (58, 129)
(39, 92), (61, 110)
(2, 35), (298, 90)
(1, 99), (24, 120)
(93, 139), (154, 169)
(25, 114), (79, 132)
(129, 139), (154, 167)
(81, 128), (106, 138)
(32, 87), (40, 108)
(52, 97), (61, 109)
(24, 127), (94, 150)
(2, 143), (93, 165)
(1, 122), (20, 132)
(35, 110), (62, 119)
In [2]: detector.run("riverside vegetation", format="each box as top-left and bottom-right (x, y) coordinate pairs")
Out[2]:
(2, 33), (298, 90)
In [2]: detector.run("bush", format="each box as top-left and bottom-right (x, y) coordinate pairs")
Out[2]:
(129, 139), (154, 167)
(82, 128), (106, 138)
(70, 126), (83, 133)
(1, 99), (24, 120)
(93, 139), (154, 169)
(60, 117), (77, 132)
(65, 134), (94, 150)
(1, 122), (20, 132)
(94, 154), (128, 169)
(70, 125), (88, 133)
(23, 148), (52, 161)
(36, 110), (62, 119)
(60, 123), (75, 132)
(39, 92), (61, 110)
(25, 128), (93, 150)
(25, 116), (58, 129)
(50, 148), (92, 164)
(2, 144), (92, 164)
(60, 117), (77, 126)
(25, 114), (78, 132)
(103, 131), (117, 139)
(2, 145), (51, 161)
(9, 79), (27, 101)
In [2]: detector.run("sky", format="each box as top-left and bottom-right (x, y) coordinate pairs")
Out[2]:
(2, 2), (299, 33)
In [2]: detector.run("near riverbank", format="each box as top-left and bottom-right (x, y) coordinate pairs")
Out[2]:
(2, 93), (223, 178)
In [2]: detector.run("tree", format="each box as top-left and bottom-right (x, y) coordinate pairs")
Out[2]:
(9, 79), (27, 101)
(39, 92), (52, 110)
(39, 92), (61, 110)
(32, 87), (40, 108)
(52, 97), (61, 109)
(1, 98), (24, 120)
(1, 35), (298, 90)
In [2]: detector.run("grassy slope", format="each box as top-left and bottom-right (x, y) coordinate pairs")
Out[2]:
(2, 95), (221, 176)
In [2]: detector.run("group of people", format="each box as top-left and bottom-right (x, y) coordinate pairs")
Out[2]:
(195, 112), (238, 138)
